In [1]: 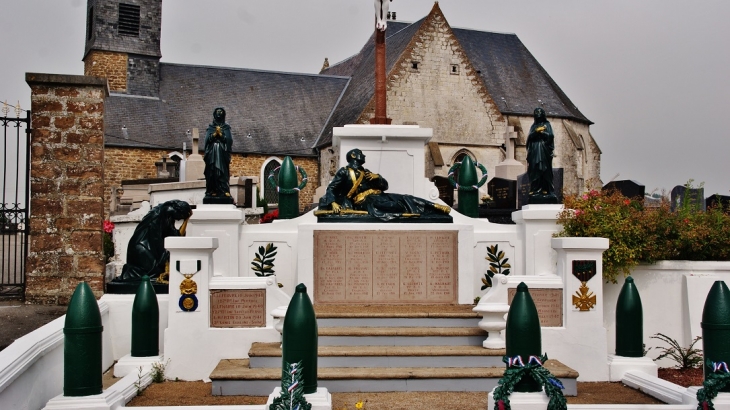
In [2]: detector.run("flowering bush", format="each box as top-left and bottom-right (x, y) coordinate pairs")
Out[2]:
(103, 220), (115, 263)
(557, 189), (730, 283)
(260, 209), (279, 224)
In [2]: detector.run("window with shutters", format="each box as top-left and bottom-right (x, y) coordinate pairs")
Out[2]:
(118, 3), (140, 37)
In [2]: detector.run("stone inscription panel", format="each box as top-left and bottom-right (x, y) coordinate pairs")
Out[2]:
(210, 289), (266, 328)
(314, 231), (458, 304)
(507, 288), (563, 327)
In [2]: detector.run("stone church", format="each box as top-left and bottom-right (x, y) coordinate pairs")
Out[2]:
(83, 0), (601, 213)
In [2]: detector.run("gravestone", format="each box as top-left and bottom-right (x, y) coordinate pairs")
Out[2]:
(706, 194), (730, 212)
(603, 180), (645, 199)
(517, 169), (563, 209)
(431, 175), (454, 207)
(670, 185), (705, 212)
(210, 289), (266, 328)
(487, 177), (517, 209)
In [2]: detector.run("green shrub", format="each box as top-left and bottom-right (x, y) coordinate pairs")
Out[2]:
(557, 186), (730, 283)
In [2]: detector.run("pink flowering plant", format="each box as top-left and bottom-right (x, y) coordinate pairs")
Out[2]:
(103, 220), (115, 263)
(557, 187), (730, 283)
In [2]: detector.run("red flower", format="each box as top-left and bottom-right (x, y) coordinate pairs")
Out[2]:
(260, 209), (280, 224)
(624, 199), (631, 205)
(103, 220), (115, 234)
(589, 190), (599, 197)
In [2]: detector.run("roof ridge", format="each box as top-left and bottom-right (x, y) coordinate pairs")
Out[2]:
(160, 62), (350, 80)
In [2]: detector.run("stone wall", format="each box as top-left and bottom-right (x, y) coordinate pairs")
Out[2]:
(84, 50), (126, 92)
(104, 147), (320, 214)
(322, 6), (601, 197)
(25, 73), (109, 304)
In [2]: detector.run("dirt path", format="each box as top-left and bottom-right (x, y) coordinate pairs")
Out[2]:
(126, 380), (662, 408)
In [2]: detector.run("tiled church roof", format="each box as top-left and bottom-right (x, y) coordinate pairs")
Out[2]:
(315, 17), (590, 148)
(105, 8), (590, 154)
(451, 27), (590, 124)
(105, 63), (349, 156)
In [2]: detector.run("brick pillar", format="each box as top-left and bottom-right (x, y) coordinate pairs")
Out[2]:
(25, 73), (109, 305)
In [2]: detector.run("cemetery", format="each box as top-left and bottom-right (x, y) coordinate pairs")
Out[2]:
(2, 2), (730, 410)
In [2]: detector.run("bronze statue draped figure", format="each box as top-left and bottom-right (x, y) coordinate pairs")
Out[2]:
(107, 200), (193, 293)
(203, 107), (234, 204)
(526, 107), (558, 204)
(317, 148), (451, 222)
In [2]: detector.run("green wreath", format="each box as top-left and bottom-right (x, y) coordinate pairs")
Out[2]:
(697, 360), (730, 410)
(447, 160), (488, 191)
(493, 354), (567, 410)
(267, 165), (308, 194)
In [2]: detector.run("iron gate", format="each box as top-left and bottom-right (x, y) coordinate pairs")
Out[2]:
(1, 103), (30, 298)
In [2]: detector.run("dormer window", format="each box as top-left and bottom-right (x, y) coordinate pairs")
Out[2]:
(118, 3), (140, 37)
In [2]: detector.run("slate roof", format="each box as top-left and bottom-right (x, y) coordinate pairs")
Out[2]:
(105, 8), (591, 155)
(452, 27), (589, 124)
(105, 63), (350, 156)
(315, 13), (591, 148)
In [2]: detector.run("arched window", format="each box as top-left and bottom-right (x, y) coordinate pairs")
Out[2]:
(451, 150), (476, 183)
(261, 157), (282, 205)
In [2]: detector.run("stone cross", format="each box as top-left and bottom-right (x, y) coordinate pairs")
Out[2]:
(192, 128), (200, 155)
(504, 126), (518, 161)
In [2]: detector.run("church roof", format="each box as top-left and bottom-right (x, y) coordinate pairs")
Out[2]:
(104, 5), (590, 155)
(104, 63), (349, 156)
(315, 7), (591, 148)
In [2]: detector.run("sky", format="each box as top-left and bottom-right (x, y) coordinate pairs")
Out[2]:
(1, 0), (729, 198)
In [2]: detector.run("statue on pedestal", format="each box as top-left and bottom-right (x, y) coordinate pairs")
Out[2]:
(526, 108), (558, 204)
(316, 148), (450, 222)
(108, 200), (192, 293)
(203, 107), (234, 204)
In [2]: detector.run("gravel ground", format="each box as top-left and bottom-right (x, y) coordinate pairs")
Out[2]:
(126, 380), (662, 408)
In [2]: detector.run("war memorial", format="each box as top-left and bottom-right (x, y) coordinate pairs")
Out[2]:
(3, 1), (730, 410)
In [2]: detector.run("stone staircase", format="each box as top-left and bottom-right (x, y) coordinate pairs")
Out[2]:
(209, 304), (578, 396)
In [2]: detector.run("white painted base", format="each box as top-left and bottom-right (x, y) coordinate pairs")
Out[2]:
(608, 355), (658, 381)
(487, 389), (549, 410)
(113, 354), (162, 378)
(267, 387), (332, 410)
(43, 390), (124, 410)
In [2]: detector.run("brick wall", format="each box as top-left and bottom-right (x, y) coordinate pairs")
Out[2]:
(104, 148), (320, 214)
(25, 73), (108, 304)
(84, 50), (127, 92)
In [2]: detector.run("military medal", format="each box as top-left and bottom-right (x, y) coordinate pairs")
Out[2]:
(176, 260), (201, 312)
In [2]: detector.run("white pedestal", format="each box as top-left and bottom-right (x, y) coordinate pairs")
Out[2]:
(113, 354), (162, 378)
(187, 204), (244, 277)
(487, 390), (550, 410)
(43, 391), (124, 410)
(512, 205), (563, 276)
(267, 387), (332, 410)
(473, 274), (510, 349)
(608, 355), (658, 381)
(546, 237), (610, 381)
(333, 124), (440, 201)
(495, 159), (525, 180)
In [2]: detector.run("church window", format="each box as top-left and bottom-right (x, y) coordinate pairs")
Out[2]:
(118, 3), (141, 37)
(451, 64), (459, 75)
(262, 158), (281, 205)
(86, 7), (94, 40)
(411, 61), (419, 70)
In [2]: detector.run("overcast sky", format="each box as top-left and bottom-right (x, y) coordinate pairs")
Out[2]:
(1, 0), (729, 197)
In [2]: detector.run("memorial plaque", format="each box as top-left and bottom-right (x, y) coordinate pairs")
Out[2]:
(507, 288), (562, 327)
(488, 177), (517, 209)
(210, 289), (266, 328)
(314, 231), (458, 304)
